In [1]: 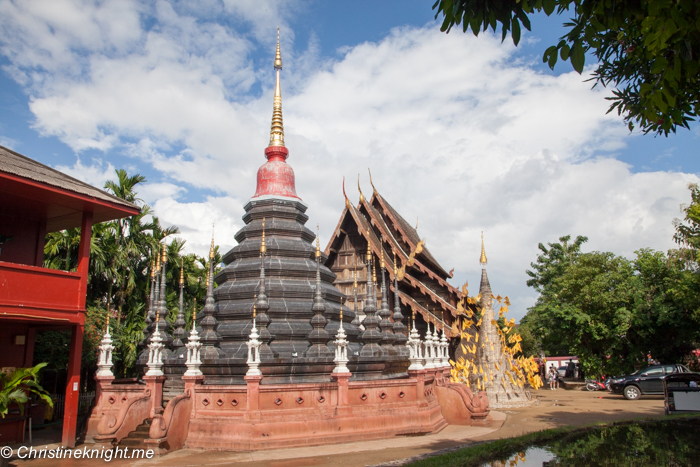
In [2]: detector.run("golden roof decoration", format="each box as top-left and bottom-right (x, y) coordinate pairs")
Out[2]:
(480, 231), (487, 266)
(261, 218), (266, 254)
(315, 224), (321, 258)
(368, 168), (378, 196)
(357, 174), (365, 204)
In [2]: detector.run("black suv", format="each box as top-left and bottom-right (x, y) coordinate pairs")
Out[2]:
(609, 364), (690, 400)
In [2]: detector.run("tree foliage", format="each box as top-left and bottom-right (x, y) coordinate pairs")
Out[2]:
(521, 234), (700, 377)
(41, 170), (222, 380)
(0, 363), (53, 418)
(432, 0), (700, 135)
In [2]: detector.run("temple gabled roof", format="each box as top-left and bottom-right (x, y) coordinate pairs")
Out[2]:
(324, 177), (462, 337)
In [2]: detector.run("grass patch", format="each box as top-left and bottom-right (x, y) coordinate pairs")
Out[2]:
(405, 415), (700, 467)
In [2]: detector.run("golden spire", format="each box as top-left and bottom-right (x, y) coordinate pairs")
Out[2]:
(340, 298), (344, 321)
(253, 294), (257, 318)
(315, 224), (321, 258)
(353, 265), (357, 288)
(206, 267), (210, 288)
(161, 242), (167, 263)
(365, 230), (372, 262)
(180, 259), (184, 285)
(150, 258), (155, 278)
(393, 250), (398, 276)
(192, 298), (197, 326)
(342, 176), (351, 210)
(480, 231), (488, 266)
(106, 314), (110, 331)
(261, 218), (267, 254)
(268, 27), (285, 148)
(155, 249), (161, 272)
(358, 174), (365, 203)
(372, 261), (377, 284)
(209, 228), (215, 259)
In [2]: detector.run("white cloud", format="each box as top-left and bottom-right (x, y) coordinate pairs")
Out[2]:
(2, 2), (697, 320)
(54, 157), (116, 189)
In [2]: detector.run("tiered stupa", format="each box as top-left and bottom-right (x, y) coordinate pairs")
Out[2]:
(86, 31), (492, 454)
(476, 235), (534, 408)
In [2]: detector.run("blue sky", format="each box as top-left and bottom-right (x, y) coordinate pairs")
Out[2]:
(1, 0), (698, 321)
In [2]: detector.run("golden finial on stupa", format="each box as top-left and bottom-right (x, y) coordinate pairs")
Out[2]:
(106, 314), (110, 331)
(368, 168), (378, 196)
(161, 242), (167, 263)
(372, 261), (377, 284)
(358, 174), (365, 204)
(480, 231), (487, 266)
(192, 298), (197, 324)
(206, 268), (210, 288)
(353, 267), (357, 288)
(253, 295), (257, 319)
(210, 225), (215, 259)
(261, 218), (267, 254)
(340, 298), (344, 321)
(315, 224), (321, 258)
(393, 250), (398, 276)
(155, 249), (161, 272)
(180, 259), (184, 285)
(268, 28), (285, 148)
(366, 230), (372, 262)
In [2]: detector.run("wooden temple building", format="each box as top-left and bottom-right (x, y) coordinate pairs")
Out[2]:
(325, 177), (461, 342)
(0, 146), (140, 446)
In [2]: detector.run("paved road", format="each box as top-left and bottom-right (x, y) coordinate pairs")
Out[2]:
(10, 389), (665, 467)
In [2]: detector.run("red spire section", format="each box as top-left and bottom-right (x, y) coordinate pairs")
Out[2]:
(252, 29), (300, 201)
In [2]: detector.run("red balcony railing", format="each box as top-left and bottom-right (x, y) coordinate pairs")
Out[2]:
(0, 261), (85, 323)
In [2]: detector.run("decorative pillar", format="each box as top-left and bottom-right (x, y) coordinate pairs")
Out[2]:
(246, 303), (262, 376)
(184, 301), (202, 377)
(306, 225), (332, 358)
(359, 234), (383, 357)
(199, 236), (225, 359)
(377, 245), (396, 354)
(440, 323), (450, 369)
(155, 243), (173, 347)
(146, 315), (165, 377)
(407, 312), (424, 371)
(255, 218), (274, 358)
(96, 319), (115, 378)
(172, 260), (186, 349)
(332, 300), (350, 374)
(424, 321), (437, 370)
(391, 251), (408, 356)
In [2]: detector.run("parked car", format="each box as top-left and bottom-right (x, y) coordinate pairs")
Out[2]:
(609, 364), (690, 400)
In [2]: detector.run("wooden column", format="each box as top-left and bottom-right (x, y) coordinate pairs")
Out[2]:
(62, 323), (84, 447)
(62, 211), (93, 447)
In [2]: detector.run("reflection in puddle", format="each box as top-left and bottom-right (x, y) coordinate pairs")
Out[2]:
(481, 447), (553, 466)
(479, 418), (700, 467)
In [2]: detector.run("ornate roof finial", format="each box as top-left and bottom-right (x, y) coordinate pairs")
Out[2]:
(368, 168), (378, 196)
(372, 261), (377, 284)
(340, 298), (344, 321)
(180, 258), (184, 285)
(480, 231), (487, 267)
(342, 176), (351, 209)
(358, 174), (365, 203)
(315, 224), (321, 258)
(253, 294), (257, 319)
(415, 216), (419, 231)
(393, 250), (398, 276)
(268, 27), (285, 148)
(261, 218), (267, 254)
(161, 242), (167, 264)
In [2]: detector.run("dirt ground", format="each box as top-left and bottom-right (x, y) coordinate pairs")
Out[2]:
(9, 389), (666, 467)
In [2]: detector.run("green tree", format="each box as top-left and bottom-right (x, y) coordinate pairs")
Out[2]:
(432, 0), (700, 135)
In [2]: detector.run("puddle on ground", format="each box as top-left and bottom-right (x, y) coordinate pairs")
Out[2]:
(478, 418), (700, 467)
(480, 447), (553, 467)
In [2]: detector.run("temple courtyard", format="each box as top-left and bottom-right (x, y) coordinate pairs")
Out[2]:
(10, 390), (665, 467)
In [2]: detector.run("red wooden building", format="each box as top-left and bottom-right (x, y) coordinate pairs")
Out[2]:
(0, 145), (139, 446)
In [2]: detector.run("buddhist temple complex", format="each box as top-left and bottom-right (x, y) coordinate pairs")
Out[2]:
(84, 31), (499, 454)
